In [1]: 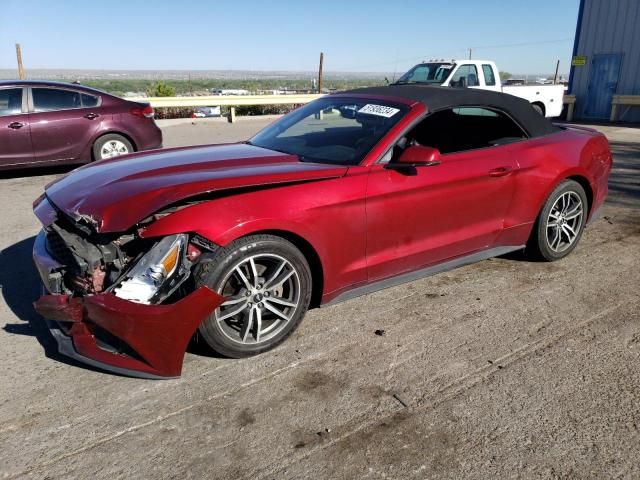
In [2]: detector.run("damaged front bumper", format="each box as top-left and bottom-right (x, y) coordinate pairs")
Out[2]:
(33, 230), (224, 379)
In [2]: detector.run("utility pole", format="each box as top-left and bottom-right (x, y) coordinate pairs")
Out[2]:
(15, 43), (25, 80)
(553, 59), (560, 84)
(468, 48), (472, 60)
(317, 52), (324, 94)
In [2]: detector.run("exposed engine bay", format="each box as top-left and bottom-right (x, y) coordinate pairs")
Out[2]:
(43, 207), (213, 305)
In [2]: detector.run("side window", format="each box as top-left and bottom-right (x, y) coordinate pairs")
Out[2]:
(405, 107), (527, 154)
(482, 65), (496, 86)
(0, 88), (23, 116)
(32, 88), (82, 112)
(452, 107), (498, 117)
(81, 93), (100, 107)
(450, 65), (479, 87)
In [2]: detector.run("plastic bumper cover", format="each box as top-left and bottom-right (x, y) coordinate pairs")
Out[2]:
(32, 230), (224, 379)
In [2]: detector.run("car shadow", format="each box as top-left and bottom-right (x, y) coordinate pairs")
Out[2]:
(0, 235), (223, 373)
(0, 236), (104, 373)
(0, 164), (77, 180)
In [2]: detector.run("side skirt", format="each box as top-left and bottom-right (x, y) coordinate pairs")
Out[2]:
(322, 245), (524, 307)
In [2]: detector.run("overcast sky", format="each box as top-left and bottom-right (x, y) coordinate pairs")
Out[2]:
(0, 0), (580, 74)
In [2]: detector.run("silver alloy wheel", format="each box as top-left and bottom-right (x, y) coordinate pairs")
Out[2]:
(214, 254), (301, 345)
(546, 191), (584, 253)
(100, 140), (129, 159)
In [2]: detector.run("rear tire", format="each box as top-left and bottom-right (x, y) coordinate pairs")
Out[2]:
(93, 134), (133, 160)
(526, 180), (588, 261)
(195, 235), (312, 358)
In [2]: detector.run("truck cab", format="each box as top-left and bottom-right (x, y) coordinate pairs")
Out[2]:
(396, 60), (565, 117)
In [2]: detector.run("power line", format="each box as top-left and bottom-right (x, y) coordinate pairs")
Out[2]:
(346, 38), (574, 72)
(470, 37), (573, 50)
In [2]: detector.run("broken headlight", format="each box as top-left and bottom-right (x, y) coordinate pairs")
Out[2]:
(113, 234), (190, 304)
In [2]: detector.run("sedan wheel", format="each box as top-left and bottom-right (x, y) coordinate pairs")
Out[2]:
(92, 134), (134, 161)
(195, 235), (312, 358)
(527, 179), (588, 261)
(100, 140), (130, 159)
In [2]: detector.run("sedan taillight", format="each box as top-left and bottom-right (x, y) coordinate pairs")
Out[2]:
(130, 105), (154, 118)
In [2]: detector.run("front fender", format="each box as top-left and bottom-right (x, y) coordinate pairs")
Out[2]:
(141, 198), (325, 253)
(139, 175), (369, 298)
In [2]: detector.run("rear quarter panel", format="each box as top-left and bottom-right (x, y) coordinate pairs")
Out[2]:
(500, 127), (610, 245)
(110, 99), (163, 151)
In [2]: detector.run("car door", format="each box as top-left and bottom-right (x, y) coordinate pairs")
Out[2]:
(0, 86), (34, 168)
(445, 64), (481, 89)
(28, 87), (102, 163)
(365, 107), (524, 281)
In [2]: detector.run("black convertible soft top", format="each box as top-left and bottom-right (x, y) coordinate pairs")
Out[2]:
(342, 85), (559, 138)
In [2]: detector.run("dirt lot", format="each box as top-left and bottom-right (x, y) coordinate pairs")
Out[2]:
(1, 119), (639, 479)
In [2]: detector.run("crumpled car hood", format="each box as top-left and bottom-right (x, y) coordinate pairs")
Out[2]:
(45, 143), (348, 232)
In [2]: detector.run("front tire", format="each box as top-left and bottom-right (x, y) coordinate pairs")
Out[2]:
(93, 134), (133, 160)
(526, 179), (588, 261)
(195, 235), (312, 358)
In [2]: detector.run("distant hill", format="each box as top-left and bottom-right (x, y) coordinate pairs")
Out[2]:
(0, 68), (391, 81)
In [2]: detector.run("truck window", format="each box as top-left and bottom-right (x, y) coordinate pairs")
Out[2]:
(450, 65), (479, 87)
(482, 65), (496, 86)
(395, 63), (453, 84)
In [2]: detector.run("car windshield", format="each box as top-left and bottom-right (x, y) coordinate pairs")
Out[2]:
(248, 97), (408, 165)
(395, 63), (453, 84)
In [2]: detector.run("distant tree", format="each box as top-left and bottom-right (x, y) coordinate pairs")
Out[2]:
(147, 81), (176, 97)
(499, 71), (513, 81)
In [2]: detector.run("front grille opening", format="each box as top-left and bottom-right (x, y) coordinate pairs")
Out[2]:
(91, 325), (148, 364)
(46, 229), (77, 268)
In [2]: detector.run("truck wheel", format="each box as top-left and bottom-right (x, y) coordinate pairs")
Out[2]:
(195, 234), (312, 358)
(531, 103), (544, 116)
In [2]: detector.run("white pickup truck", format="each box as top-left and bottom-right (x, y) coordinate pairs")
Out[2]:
(395, 60), (565, 117)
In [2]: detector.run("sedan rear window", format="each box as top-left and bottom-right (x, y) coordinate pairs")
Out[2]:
(33, 88), (82, 112)
(0, 88), (22, 116)
(81, 93), (100, 107)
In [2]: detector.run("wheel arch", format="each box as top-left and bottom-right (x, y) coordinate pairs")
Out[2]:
(241, 229), (325, 308)
(531, 101), (546, 116)
(91, 131), (138, 160)
(566, 174), (594, 216)
(535, 171), (595, 223)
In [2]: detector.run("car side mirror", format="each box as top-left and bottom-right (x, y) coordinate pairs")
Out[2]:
(396, 145), (442, 166)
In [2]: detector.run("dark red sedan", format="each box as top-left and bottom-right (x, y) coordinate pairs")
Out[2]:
(32, 85), (611, 378)
(0, 81), (162, 170)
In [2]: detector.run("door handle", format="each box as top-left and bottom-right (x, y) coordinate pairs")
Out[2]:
(8, 122), (24, 129)
(84, 113), (100, 120)
(488, 166), (513, 177)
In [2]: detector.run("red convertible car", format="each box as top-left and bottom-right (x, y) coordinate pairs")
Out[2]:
(32, 86), (612, 378)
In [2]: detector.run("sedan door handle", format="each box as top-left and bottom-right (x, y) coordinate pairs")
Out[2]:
(8, 122), (24, 129)
(488, 166), (513, 177)
(84, 113), (100, 120)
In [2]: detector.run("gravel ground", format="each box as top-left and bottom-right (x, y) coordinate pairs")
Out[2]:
(0, 119), (638, 479)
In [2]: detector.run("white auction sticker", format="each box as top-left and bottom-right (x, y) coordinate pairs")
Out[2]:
(357, 104), (400, 118)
